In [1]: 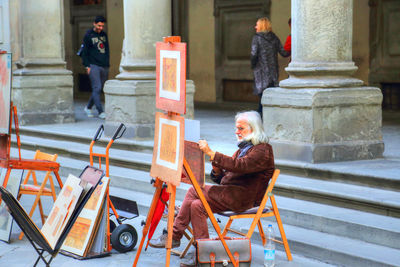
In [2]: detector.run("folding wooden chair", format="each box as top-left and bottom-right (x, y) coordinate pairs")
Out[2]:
(17, 150), (59, 239)
(219, 169), (292, 261)
(171, 224), (195, 258)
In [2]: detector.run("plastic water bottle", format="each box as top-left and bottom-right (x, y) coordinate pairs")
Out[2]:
(264, 224), (275, 267)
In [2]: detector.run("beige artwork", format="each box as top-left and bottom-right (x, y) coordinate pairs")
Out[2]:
(162, 57), (177, 93)
(159, 123), (178, 164)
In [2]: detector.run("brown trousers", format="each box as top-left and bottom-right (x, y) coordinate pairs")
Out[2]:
(173, 185), (231, 241)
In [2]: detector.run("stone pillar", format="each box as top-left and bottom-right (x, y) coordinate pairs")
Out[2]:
(10, 0), (74, 125)
(262, 0), (383, 163)
(104, 0), (195, 139)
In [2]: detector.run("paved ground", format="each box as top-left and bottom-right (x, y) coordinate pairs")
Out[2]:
(0, 196), (335, 267)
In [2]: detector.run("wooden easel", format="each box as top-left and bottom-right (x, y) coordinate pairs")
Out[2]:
(133, 36), (239, 267)
(133, 158), (239, 267)
(0, 103), (62, 202)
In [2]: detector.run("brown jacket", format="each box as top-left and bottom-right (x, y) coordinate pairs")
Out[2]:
(207, 143), (275, 212)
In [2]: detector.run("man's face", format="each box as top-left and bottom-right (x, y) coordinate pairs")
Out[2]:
(93, 22), (105, 33)
(235, 119), (252, 141)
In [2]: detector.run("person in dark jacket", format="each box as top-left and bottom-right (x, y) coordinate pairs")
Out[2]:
(81, 15), (109, 119)
(149, 111), (275, 267)
(251, 17), (290, 117)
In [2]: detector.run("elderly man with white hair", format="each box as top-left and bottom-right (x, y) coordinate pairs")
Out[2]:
(149, 111), (275, 267)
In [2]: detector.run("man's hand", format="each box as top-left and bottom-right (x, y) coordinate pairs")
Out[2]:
(198, 139), (216, 161)
(86, 67), (91, 74)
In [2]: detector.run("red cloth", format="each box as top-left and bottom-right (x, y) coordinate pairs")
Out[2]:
(284, 34), (291, 52)
(145, 187), (169, 249)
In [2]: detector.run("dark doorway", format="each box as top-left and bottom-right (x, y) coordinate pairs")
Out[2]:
(369, 0), (400, 110)
(214, 0), (271, 102)
(382, 83), (400, 110)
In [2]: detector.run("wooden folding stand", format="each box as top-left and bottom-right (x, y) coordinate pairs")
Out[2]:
(133, 158), (240, 267)
(0, 104), (62, 203)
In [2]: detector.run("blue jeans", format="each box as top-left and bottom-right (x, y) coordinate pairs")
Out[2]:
(87, 64), (109, 114)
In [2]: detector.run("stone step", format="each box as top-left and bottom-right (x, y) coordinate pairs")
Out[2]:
(272, 223), (400, 267)
(11, 148), (400, 267)
(277, 159), (400, 192)
(11, 133), (400, 219)
(14, 126), (400, 192)
(276, 173), (400, 218)
(265, 196), (400, 250)
(18, 147), (398, 251)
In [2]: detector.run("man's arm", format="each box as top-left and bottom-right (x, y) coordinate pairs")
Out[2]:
(212, 145), (272, 174)
(81, 33), (91, 72)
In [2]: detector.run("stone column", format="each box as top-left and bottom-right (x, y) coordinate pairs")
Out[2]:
(262, 0), (383, 163)
(104, 0), (195, 139)
(11, 0), (74, 125)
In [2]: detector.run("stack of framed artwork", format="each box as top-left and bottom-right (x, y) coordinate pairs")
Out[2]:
(60, 176), (110, 258)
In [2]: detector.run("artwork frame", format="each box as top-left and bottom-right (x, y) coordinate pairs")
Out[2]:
(0, 53), (12, 134)
(181, 141), (205, 188)
(150, 112), (185, 187)
(41, 174), (84, 249)
(0, 169), (23, 243)
(61, 176), (110, 256)
(155, 41), (186, 114)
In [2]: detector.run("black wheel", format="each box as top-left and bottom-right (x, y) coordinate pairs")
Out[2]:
(111, 224), (138, 253)
(109, 220), (117, 233)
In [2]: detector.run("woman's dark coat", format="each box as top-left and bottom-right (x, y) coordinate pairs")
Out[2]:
(207, 143), (275, 213)
(251, 31), (290, 95)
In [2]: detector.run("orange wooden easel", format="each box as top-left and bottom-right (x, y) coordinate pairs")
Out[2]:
(133, 158), (240, 267)
(0, 103), (63, 203)
(133, 36), (239, 267)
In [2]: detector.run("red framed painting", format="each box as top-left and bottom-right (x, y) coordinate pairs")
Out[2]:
(150, 112), (185, 187)
(0, 53), (12, 134)
(155, 41), (186, 115)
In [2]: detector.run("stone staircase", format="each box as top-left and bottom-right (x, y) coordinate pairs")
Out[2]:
(9, 125), (400, 267)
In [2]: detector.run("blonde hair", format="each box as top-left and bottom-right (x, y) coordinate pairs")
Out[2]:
(257, 17), (272, 32)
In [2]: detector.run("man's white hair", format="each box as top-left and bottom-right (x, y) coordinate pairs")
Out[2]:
(235, 111), (269, 145)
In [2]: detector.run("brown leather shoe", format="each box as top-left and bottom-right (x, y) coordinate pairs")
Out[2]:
(148, 230), (180, 249)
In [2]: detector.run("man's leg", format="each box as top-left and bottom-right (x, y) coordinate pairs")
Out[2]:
(87, 64), (104, 114)
(173, 185), (230, 240)
(173, 187), (198, 240)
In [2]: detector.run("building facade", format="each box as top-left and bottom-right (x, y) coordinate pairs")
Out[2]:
(1, 0), (398, 162)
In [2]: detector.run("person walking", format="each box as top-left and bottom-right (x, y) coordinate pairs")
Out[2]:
(251, 17), (290, 117)
(81, 15), (109, 119)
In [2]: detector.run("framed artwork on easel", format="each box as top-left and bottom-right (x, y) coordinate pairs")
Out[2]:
(155, 41), (187, 115)
(150, 112), (184, 187)
(0, 53), (12, 135)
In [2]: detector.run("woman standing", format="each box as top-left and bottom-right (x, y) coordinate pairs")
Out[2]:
(251, 17), (290, 117)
